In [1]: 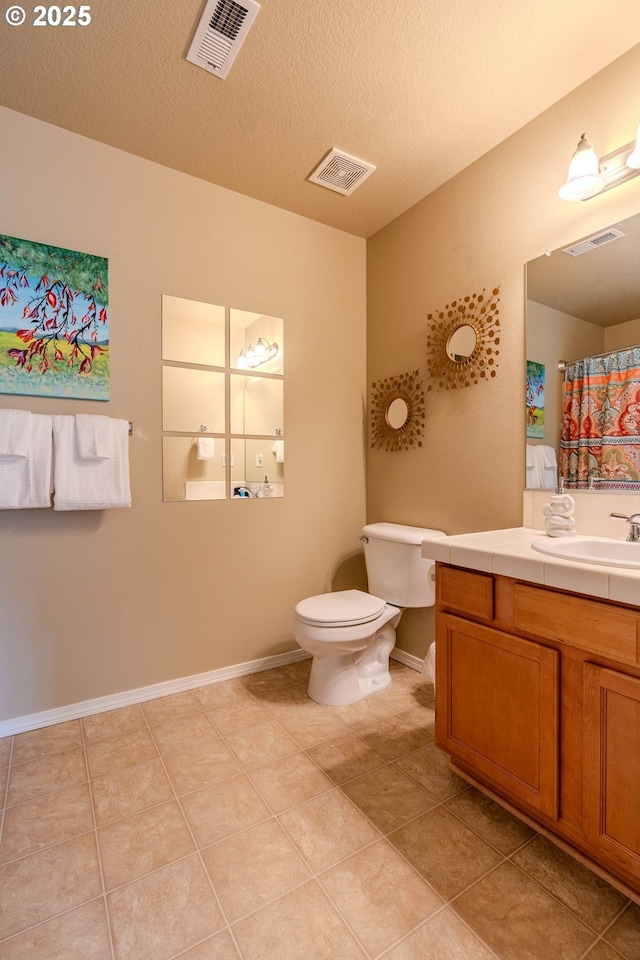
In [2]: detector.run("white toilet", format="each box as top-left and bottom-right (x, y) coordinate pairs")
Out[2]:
(294, 522), (446, 706)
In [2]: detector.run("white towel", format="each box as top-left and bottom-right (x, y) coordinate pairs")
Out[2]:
(272, 440), (284, 463)
(0, 409), (32, 458)
(196, 437), (216, 461)
(0, 414), (52, 508)
(75, 414), (112, 459)
(53, 415), (131, 511)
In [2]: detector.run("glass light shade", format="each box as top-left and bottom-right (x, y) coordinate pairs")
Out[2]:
(559, 133), (605, 201)
(626, 125), (640, 169)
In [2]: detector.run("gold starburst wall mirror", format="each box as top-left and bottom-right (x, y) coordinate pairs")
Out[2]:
(425, 286), (501, 390)
(370, 369), (425, 452)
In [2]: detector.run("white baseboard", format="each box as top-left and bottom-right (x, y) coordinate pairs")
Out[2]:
(0, 648), (311, 738)
(390, 649), (424, 672)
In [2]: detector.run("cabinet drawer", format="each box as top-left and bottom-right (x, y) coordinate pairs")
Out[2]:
(438, 565), (494, 620)
(513, 583), (640, 665)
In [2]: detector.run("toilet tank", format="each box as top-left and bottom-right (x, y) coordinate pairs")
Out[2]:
(362, 522), (446, 607)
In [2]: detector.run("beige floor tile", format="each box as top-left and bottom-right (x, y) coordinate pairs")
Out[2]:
(140, 690), (202, 726)
(342, 762), (437, 834)
(225, 720), (298, 769)
(91, 758), (173, 826)
(0, 782), (94, 863)
(603, 902), (640, 960)
(513, 835), (629, 932)
(277, 704), (351, 749)
(85, 728), (158, 780)
(0, 833), (102, 939)
(585, 942), (629, 960)
(454, 861), (597, 960)
(11, 720), (83, 765)
(357, 713), (434, 760)
(180, 774), (270, 847)
(445, 786), (536, 855)
(383, 906), (498, 959)
(193, 679), (255, 711)
(163, 740), (242, 796)
(319, 838), (443, 956)
(397, 703), (437, 737)
(278, 787), (380, 872)
(205, 699), (272, 737)
(307, 731), (387, 784)
(0, 736), (13, 767)
(281, 659), (312, 684)
(0, 897), (111, 960)
(0, 764), (9, 807)
(248, 752), (333, 813)
(177, 928), (241, 958)
(98, 799), (194, 890)
(81, 704), (145, 744)
(201, 818), (310, 921)
(255, 684), (313, 717)
(107, 855), (224, 960)
(390, 805), (503, 900)
(238, 668), (298, 696)
(149, 712), (220, 757)
(7, 747), (87, 807)
(395, 742), (469, 800)
(232, 879), (367, 960)
(375, 680), (433, 714)
(329, 695), (393, 727)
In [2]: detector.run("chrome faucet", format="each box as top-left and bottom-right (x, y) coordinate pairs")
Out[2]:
(610, 512), (640, 541)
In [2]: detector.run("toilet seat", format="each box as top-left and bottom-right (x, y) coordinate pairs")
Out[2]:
(295, 589), (386, 627)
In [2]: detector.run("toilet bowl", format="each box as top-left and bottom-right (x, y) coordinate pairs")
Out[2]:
(294, 523), (445, 706)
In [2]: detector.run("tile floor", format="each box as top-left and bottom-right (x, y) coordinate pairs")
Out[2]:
(0, 660), (638, 960)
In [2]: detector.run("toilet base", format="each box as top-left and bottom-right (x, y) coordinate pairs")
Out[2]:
(307, 620), (398, 707)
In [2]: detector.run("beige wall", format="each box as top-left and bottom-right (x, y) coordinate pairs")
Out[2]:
(0, 107), (367, 722)
(367, 46), (640, 658)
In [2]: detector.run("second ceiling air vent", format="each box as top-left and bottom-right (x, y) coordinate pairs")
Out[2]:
(308, 149), (376, 196)
(186, 0), (260, 80)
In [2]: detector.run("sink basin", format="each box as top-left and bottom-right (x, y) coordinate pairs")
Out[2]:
(532, 536), (640, 569)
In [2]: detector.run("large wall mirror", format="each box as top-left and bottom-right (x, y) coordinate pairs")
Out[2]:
(525, 212), (640, 489)
(162, 296), (284, 501)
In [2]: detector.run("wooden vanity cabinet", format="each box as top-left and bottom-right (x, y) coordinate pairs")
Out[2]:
(435, 563), (640, 896)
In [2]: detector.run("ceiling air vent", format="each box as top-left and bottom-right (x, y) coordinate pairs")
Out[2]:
(186, 0), (260, 80)
(562, 228), (625, 257)
(308, 149), (376, 196)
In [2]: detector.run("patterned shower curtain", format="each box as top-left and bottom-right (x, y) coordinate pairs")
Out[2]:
(559, 346), (640, 490)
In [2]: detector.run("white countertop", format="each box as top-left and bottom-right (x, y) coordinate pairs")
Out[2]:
(421, 527), (640, 608)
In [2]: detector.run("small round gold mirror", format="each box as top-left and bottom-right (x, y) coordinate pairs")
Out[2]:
(446, 323), (477, 362)
(385, 397), (409, 430)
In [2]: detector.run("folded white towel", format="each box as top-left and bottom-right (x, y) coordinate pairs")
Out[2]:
(0, 409), (32, 458)
(196, 437), (216, 461)
(0, 414), (52, 508)
(75, 414), (112, 459)
(272, 440), (284, 463)
(53, 415), (131, 511)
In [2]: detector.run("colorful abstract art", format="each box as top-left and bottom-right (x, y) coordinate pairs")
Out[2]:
(0, 235), (109, 400)
(526, 360), (545, 439)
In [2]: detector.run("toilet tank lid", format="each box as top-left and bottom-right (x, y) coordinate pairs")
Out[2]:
(362, 522), (446, 545)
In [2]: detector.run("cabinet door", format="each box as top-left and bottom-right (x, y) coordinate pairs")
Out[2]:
(584, 664), (640, 882)
(437, 614), (559, 819)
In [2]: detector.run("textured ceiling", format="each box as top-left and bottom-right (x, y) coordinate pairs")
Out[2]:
(1, 0), (639, 237)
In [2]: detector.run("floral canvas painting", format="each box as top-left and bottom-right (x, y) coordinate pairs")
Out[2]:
(0, 235), (109, 400)
(526, 360), (545, 438)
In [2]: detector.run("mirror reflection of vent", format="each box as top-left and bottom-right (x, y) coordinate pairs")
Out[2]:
(563, 228), (625, 257)
(186, 0), (260, 80)
(308, 149), (376, 196)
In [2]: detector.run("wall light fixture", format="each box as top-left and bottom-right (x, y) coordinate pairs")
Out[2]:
(559, 127), (640, 201)
(236, 337), (279, 370)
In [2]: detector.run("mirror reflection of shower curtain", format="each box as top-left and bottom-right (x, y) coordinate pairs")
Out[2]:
(559, 346), (640, 489)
